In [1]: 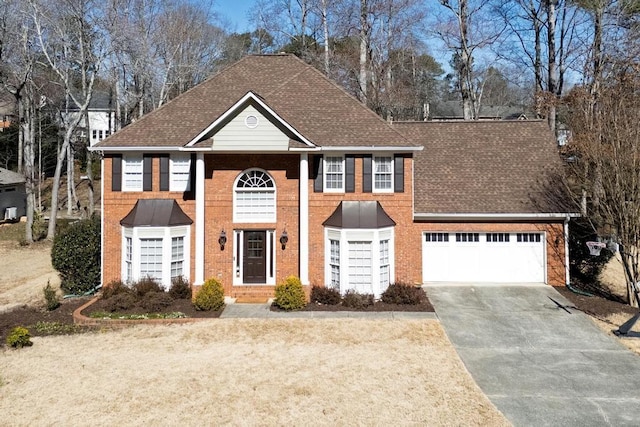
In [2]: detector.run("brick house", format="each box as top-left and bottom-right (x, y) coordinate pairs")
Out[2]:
(92, 54), (571, 299)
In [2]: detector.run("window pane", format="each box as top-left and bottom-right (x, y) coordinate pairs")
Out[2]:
(171, 237), (184, 279)
(170, 156), (191, 192)
(123, 158), (143, 191)
(348, 241), (372, 292)
(140, 238), (163, 281)
(125, 237), (132, 282)
(380, 239), (390, 289)
(374, 157), (392, 190)
(325, 156), (343, 190)
(329, 239), (340, 288)
(234, 170), (276, 222)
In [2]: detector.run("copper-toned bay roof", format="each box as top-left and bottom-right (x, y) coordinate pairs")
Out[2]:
(394, 120), (562, 215)
(96, 54), (414, 149)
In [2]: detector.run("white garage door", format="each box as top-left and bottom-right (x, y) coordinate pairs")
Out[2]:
(422, 232), (546, 283)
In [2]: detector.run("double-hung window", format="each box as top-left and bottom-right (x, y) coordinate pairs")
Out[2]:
(171, 236), (184, 279)
(123, 157), (143, 191)
(234, 169), (276, 223)
(379, 239), (390, 289)
(139, 238), (163, 281)
(373, 156), (393, 192)
(324, 156), (344, 192)
(329, 239), (340, 289)
(170, 155), (191, 192)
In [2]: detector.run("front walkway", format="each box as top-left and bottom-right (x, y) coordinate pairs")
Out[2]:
(427, 285), (640, 426)
(220, 303), (436, 319)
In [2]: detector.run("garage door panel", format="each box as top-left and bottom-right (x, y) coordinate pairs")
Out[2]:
(423, 232), (546, 283)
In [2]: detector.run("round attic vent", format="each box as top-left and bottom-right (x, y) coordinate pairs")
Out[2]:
(245, 115), (259, 128)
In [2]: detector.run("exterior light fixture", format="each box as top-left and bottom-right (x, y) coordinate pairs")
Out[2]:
(280, 230), (289, 250)
(218, 230), (227, 250)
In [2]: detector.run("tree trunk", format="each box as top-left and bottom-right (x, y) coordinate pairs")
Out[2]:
(20, 95), (35, 243)
(547, 0), (558, 133)
(46, 133), (71, 240)
(321, 0), (330, 75)
(359, 0), (369, 104)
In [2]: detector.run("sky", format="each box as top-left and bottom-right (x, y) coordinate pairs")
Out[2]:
(215, 0), (254, 33)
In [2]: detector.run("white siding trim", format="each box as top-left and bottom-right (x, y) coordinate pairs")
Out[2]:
(299, 153), (309, 284)
(195, 153), (205, 285)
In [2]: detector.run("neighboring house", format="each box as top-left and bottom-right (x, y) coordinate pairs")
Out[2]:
(64, 92), (118, 146)
(0, 94), (16, 131)
(92, 54), (572, 299)
(0, 167), (26, 222)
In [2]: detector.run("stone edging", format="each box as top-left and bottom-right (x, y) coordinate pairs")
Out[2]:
(72, 297), (210, 327)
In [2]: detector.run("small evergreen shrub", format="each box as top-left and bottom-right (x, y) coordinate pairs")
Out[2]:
(132, 277), (163, 298)
(43, 282), (61, 311)
(342, 290), (374, 309)
(105, 292), (138, 312)
(310, 285), (341, 305)
(169, 276), (192, 300)
(6, 327), (33, 348)
(193, 278), (225, 311)
(273, 275), (306, 311)
(51, 216), (101, 295)
(140, 291), (174, 312)
(101, 280), (131, 300)
(381, 283), (426, 305)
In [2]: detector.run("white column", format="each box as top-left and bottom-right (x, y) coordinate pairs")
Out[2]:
(195, 153), (205, 285)
(299, 153), (309, 284)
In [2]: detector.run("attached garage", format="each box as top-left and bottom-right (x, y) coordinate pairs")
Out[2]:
(422, 231), (546, 284)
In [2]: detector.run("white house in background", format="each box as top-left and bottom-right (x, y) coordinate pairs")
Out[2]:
(63, 92), (118, 146)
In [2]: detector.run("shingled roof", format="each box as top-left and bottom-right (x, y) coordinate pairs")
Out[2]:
(96, 54), (414, 149)
(394, 120), (562, 215)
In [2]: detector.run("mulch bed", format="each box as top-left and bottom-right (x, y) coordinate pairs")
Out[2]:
(85, 297), (223, 319)
(272, 300), (435, 312)
(556, 286), (638, 320)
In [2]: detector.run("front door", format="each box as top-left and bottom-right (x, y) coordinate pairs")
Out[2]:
(243, 231), (267, 283)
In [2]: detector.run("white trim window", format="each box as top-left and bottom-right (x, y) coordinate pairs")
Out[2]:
(325, 227), (394, 298)
(170, 155), (191, 192)
(123, 157), (143, 191)
(373, 156), (393, 192)
(122, 226), (190, 289)
(324, 156), (344, 192)
(329, 239), (340, 289)
(171, 236), (184, 279)
(234, 169), (276, 223)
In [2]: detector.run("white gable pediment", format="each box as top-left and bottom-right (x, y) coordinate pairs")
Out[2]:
(212, 105), (289, 151)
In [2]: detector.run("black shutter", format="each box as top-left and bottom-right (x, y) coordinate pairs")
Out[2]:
(394, 154), (404, 193)
(313, 155), (323, 192)
(184, 153), (196, 200)
(345, 155), (355, 193)
(111, 155), (122, 192)
(143, 155), (153, 191)
(159, 154), (169, 191)
(362, 154), (372, 193)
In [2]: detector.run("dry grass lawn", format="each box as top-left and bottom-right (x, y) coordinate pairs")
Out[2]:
(0, 320), (508, 426)
(0, 240), (60, 311)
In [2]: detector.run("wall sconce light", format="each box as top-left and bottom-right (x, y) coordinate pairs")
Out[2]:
(280, 230), (289, 250)
(218, 229), (227, 250)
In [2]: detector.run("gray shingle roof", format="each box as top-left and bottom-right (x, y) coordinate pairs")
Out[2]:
(394, 120), (562, 214)
(0, 168), (24, 186)
(96, 54), (414, 149)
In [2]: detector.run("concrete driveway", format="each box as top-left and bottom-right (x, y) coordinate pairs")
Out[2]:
(427, 284), (640, 426)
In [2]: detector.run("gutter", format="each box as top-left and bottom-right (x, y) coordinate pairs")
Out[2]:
(413, 212), (581, 221)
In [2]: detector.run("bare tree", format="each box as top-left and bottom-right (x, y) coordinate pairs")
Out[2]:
(29, 0), (106, 238)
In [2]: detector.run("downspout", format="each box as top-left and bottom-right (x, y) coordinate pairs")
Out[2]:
(564, 215), (570, 286)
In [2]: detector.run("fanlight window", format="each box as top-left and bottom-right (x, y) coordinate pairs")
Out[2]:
(234, 169), (276, 223)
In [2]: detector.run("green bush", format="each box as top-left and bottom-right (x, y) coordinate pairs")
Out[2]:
(193, 278), (225, 311)
(140, 291), (174, 312)
(51, 216), (101, 295)
(273, 275), (306, 311)
(381, 283), (426, 305)
(310, 285), (341, 305)
(342, 290), (374, 309)
(43, 282), (61, 311)
(6, 327), (33, 348)
(169, 276), (192, 299)
(101, 280), (131, 300)
(132, 277), (163, 298)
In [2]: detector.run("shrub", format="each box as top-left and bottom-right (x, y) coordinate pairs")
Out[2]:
(101, 280), (131, 300)
(169, 276), (192, 300)
(51, 216), (101, 295)
(310, 285), (341, 305)
(43, 282), (61, 311)
(193, 278), (225, 311)
(342, 290), (374, 309)
(6, 327), (32, 349)
(381, 283), (426, 305)
(140, 291), (174, 312)
(105, 292), (138, 312)
(273, 275), (306, 311)
(132, 277), (163, 298)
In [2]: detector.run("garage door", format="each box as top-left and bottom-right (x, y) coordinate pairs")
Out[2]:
(422, 232), (546, 283)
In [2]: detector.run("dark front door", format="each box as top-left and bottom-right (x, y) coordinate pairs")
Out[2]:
(243, 231), (267, 283)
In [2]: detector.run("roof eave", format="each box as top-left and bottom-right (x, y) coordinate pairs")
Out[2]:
(321, 146), (423, 152)
(413, 212), (580, 221)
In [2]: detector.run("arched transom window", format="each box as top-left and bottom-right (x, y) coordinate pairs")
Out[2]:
(234, 169), (276, 223)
